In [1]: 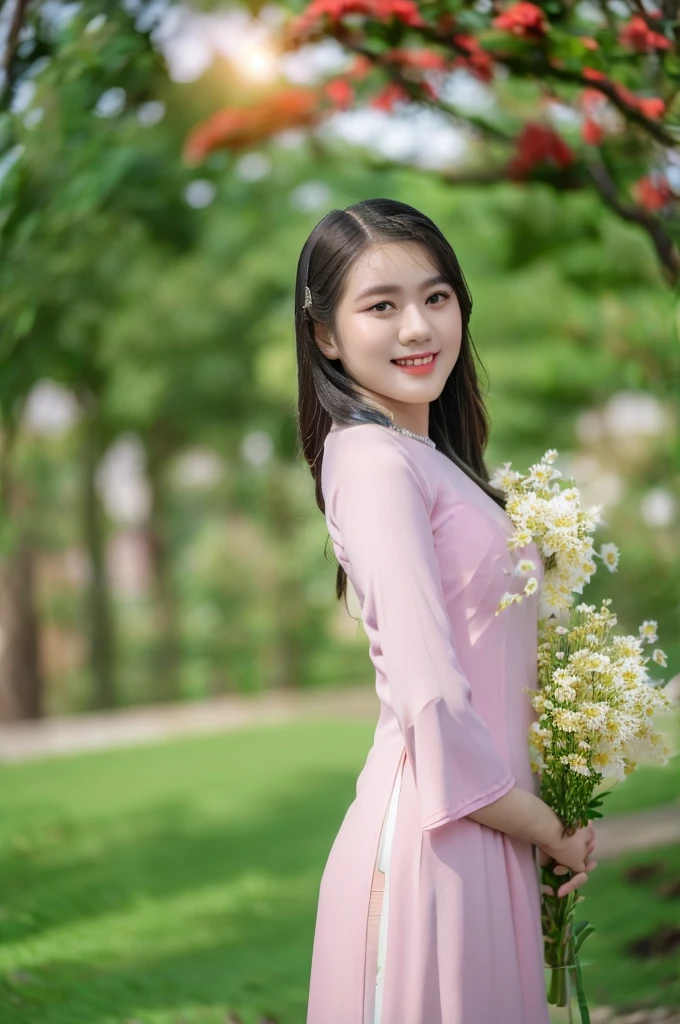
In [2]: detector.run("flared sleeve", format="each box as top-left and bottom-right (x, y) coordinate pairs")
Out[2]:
(326, 430), (515, 831)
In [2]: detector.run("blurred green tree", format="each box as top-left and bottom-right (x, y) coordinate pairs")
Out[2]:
(0, 1), (191, 716)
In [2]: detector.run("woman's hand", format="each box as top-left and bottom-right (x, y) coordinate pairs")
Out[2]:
(537, 827), (598, 899)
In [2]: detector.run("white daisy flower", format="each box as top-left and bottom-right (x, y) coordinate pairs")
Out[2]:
(639, 620), (659, 644)
(599, 542), (620, 572)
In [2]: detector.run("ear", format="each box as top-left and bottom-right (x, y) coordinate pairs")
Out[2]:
(314, 321), (340, 361)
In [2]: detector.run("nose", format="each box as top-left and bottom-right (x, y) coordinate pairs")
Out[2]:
(397, 302), (431, 345)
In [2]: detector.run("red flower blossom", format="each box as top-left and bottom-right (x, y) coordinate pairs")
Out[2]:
(619, 15), (671, 53)
(613, 82), (666, 119)
(581, 71), (665, 123)
(582, 118), (604, 145)
(582, 67), (607, 82)
(183, 88), (321, 163)
(580, 88), (605, 115)
(452, 34), (495, 83)
(370, 80), (411, 111)
(375, 0), (425, 28)
(387, 48), (447, 71)
(579, 88), (608, 143)
(632, 174), (673, 211)
(637, 96), (665, 119)
(324, 78), (355, 109)
(579, 36), (599, 51)
(287, 0), (425, 41)
(508, 122), (575, 179)
(493, 2), (548, 40)
(347, 54), (373, 80)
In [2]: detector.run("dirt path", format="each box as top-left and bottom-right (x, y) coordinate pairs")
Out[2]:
(592, 804), (680, 860)
(0, 685), (379, 762)
(1, 686), (678, 861)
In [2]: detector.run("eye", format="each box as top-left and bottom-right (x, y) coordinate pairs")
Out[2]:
(368, 291), (452, 312)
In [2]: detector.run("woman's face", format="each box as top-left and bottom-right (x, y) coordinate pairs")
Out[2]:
(313, 240), (462, 434)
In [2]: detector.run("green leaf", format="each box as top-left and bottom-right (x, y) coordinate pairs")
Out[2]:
(663, 52), (680, 78)
(574, 953), (592, 1024)
(588, 789), (613, 812)
(12, 305), (35, 340)
(477, 29), (540, 56)
(574, 923), (596, 954)
(549, 31), (597, 60)
(453, 11), (490, 34)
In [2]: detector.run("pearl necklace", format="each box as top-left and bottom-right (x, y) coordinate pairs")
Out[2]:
(388, 423), (437, 449)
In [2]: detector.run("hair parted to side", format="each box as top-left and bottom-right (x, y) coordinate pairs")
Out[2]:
(294, 197), (506, 615)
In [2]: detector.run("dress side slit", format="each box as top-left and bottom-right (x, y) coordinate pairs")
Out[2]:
(364, 749), (406, 1024)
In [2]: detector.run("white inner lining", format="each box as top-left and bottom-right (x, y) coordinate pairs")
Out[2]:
(373, 753), (405, 1024)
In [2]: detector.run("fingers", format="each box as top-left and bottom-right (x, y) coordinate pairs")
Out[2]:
(559, 865), (598, 898)
(546, 858), (599, 899)
(557, 871), (588, 898)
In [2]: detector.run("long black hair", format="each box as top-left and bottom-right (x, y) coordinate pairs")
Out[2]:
(294, 197), (506, 609)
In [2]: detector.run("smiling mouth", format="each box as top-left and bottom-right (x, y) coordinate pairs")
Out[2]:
(391, 353), (438, 367)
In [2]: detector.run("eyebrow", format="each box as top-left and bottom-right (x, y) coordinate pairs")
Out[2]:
(353, 274), (452, 304)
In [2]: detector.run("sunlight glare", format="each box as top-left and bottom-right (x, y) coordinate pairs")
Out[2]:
(236, 40), (279, 83)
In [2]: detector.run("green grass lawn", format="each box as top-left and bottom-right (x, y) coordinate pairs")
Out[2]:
(0, 720), (375, 1024)
(575, 844), (680, 1013)
(0, 717), (678, 1023)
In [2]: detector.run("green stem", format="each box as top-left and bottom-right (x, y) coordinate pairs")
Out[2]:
(548, 965), (568, 1006)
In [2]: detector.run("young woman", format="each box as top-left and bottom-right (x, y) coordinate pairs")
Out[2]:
(296, 198), (597, 1024)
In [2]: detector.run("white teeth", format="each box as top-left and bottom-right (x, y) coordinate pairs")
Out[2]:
(394, 354), (434, 366)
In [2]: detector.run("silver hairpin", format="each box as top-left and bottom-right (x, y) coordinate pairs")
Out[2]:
(304, 285), (312, 309)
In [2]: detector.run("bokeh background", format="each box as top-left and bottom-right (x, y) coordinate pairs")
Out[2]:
(0, 1), (678, 1022)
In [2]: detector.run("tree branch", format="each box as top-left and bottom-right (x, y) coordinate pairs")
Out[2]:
(586, 157), (680, 285)
(630, 0), (650, 18)
(540, 65), (678, 148)
(0, 0), (30, 111)
(411, 24), (679, 149)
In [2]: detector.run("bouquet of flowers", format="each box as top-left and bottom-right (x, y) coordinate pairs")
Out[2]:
(490, 448), (675, 1021)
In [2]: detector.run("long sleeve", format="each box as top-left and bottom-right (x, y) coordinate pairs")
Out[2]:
(325, 431), (515, 831)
